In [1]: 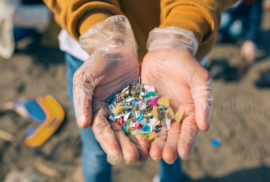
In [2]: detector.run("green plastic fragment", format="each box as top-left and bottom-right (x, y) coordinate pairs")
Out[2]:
(123, 123), (129, 132)
(146, 92), (158, 97)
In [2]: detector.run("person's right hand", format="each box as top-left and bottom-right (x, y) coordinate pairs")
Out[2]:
(73, 15), (149, 165)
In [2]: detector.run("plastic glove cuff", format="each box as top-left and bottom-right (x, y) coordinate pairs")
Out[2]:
(147, 27), (198, 56)
(79, 15), (138, 57)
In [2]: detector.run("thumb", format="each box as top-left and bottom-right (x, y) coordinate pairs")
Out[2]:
(191, 75), (213, 131)
(73, 70), (95, 129)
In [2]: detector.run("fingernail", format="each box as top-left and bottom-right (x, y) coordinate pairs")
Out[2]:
(152, 157), (161, 162)
(166, 160), (175, 164)
(77, 115), (88, 129)
(107, 155), (122, 165)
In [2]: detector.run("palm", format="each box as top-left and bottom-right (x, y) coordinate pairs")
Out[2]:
(73, 47), (149, 165)
(141, 49), (212, 162)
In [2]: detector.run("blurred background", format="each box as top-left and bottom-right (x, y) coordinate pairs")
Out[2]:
(1, 0), (270, 181)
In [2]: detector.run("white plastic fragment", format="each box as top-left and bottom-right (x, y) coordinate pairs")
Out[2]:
(122, 86), (129, 93)
(124, 112), (130, 121)
(114, 115), (122, 119)
(140, 92), (146, 96)
(149, 118), (159, 126)
(166, 119), (171, 130)
(144, 85), (155, 93)
(138, 100), (147, 110)
(130, 121), (136, 127)
(125, 97), (135, 102)
(108, 105), (115, 112)
(135, 111), (141, 118)
(138, 118), (147, 125)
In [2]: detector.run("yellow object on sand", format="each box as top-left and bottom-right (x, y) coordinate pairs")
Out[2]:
(25, 95), (65, 147)
(175, 110), (185, 123)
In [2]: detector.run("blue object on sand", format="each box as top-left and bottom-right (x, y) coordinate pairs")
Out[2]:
(211, 138), (221, 147)
(15, 100), (46, 123)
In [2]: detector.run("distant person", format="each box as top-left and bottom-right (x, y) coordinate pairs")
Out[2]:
(0, 0), (51, 59)
(218, 0), (263, 68)
(264, 0), (270, 12)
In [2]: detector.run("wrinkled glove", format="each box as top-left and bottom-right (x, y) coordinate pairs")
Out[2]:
(73, 15), (149, 165)
(141, 27), (213, 163)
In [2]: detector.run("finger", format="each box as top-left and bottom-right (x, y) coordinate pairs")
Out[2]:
(134, 134), (150, 150)
(110, 122), (140, 164)
(73, 86), (93, 128)
(178, 114), (198, 160)
(91, 107), (123, 165)
(191, 78), (213, 131)
(131, 134), (149, 162)
(73, 69), (95, 129)
(149, 129), (167, 161)
(162, 122), (181, 164)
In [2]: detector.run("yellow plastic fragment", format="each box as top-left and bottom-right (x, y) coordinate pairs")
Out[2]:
(157, 97), (170, 108)
(114, 106), (128, 115)
(167, 107), (175, 120)
(175, 110), (185, 123)
(147, 132), (157, 141)
(116, 103), (124, 108)
(125, 90), (129, 95)
(144, 114), (149, 118)
(150, 107), (160, 120)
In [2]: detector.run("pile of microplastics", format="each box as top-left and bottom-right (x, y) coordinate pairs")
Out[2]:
(106, 78), (185, 141)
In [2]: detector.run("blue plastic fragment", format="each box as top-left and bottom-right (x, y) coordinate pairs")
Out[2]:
(142, 125), (151, 132)
(130, 111), (135, 117)
(138, 77), (141, 85)
(132, 101), (139, 105)
(211, 138), (221, 147)
(155, 128), (161, 131)
(158, 106), (164, 110)
(137, 114), (144, 122)
(106, 94), (114, 103)
(110, 113), (115, 117)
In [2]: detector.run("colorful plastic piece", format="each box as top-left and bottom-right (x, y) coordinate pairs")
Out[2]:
(3, 95), (65, 147)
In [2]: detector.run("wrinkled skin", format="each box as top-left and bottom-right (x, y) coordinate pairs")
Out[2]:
(141, 49), (213, 163)
(73, 45), (149, 165)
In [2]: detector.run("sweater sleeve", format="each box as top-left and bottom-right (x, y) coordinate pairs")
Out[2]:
(43, 0), (123, 40)
(160, 0), (238, 45)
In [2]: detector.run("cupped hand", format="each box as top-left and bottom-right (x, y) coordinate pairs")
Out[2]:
(141, 49), (213, 163)
(73, 45), (149, 165)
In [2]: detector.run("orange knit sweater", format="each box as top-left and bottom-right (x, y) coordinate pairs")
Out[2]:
(44, 0), (237, 61)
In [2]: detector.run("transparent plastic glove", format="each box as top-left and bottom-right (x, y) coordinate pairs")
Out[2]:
(73, 15), (149, 165)
(142, 27), (213, 162)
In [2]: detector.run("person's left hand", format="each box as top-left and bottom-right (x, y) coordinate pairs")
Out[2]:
(141, 49), (213, 163)
(241, 40), (256, 64)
